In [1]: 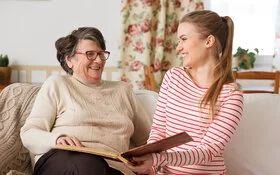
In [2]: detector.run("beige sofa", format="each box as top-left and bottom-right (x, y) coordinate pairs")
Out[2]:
(0, 83), (279, 175)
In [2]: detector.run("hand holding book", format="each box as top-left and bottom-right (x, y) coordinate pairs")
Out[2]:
(56, 132), (193, 166)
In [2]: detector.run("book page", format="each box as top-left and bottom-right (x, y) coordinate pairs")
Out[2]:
(55, 145), (120, 160)
(55, 145), (135, 165)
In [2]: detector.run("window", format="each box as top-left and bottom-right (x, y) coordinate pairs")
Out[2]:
(205, 0), (279, 55)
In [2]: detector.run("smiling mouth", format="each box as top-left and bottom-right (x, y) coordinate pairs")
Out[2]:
(180, 53), (188, 58)
(89, 66), (101, 70)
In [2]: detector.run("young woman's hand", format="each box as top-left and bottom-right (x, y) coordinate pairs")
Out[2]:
(126, 154), (155, 175)
(56, 136), (84, 147)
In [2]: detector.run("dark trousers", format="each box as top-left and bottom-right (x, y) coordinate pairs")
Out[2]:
(34, 149), (123, 175)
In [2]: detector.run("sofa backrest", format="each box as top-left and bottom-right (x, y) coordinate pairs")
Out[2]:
(1, 83), (279, 175)
(224, 93), (280, 175)
(134, 89), (158, 119)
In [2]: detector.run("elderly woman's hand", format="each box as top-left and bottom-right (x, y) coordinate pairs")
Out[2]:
(126, 154), (155, 175)
(56, 136), (84, 147)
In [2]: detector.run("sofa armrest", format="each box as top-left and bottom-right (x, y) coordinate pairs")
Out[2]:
(0, 83), (40, 175)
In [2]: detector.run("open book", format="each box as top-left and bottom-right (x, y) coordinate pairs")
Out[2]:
(55, 132), (192, 165)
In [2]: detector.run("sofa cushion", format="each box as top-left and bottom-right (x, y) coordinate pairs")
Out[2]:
(134, 89), (158, 119)
(0, 83), (40, 175)
(224, 93), (280, 175)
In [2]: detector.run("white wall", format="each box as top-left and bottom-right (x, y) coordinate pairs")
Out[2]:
(0, 0), (121, 67)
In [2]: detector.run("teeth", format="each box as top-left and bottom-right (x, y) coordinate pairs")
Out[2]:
(90, 66), (100, 70)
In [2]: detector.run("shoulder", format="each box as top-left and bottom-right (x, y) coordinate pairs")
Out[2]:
(41, 74), (70, 89)
(221, 82), (244, 101)
(222, 82), (242, 93)
(164, 67), (186, 80)
(44, 74), (69, 83)
(166, 66), (184, 75)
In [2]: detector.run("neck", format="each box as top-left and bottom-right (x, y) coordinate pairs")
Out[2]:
(185, 66), (215, 88)
(72, 73), (103, 87)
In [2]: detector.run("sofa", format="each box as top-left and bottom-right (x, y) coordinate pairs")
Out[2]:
(0, 83), (279, 175)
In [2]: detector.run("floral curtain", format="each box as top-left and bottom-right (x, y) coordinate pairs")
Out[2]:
(119, 0), (204, 90)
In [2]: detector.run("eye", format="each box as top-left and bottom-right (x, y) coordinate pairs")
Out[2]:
(181, 37), (187, 41)
(99, 52), (106, 57)
(177, 37), (187, 45)
(86, 51), (96, 58)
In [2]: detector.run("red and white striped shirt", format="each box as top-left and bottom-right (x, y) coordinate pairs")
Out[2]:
(149, 67), (244, 175)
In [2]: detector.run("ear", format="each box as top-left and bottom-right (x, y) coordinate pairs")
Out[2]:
(205, 35), (215, 48)
(65, 56), (73, 68)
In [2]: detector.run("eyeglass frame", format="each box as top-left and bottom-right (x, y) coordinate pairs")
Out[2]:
(74, 50), (110, 61)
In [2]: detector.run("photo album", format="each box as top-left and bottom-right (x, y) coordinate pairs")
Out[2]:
(56, 132), (193, 165)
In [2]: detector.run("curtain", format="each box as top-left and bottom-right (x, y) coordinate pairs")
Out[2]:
(119, 0), (204, 90)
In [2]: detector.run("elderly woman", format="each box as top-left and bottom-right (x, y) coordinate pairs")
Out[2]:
(20, 27), (151, 175)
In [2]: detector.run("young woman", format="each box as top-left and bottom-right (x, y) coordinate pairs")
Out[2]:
(127, 10), (244, 175)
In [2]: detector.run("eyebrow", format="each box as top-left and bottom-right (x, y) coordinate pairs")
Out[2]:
(178, 34), (187, 39)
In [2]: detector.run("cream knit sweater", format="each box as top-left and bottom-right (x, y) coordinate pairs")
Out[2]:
(20, 74), (152, 175)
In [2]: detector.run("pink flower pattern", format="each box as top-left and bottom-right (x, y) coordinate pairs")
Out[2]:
(156, 38), (164, 46)
(127, 24), (140, 36)
(141, 19), (152, 33)
(144, 0), (154, 7)
(120, 0), (204, 90)
(130, 60), (142, 71)
(124, 36), (133, 46)
(134, 41), (145, 53)
(153, 58), (162, 72)
(170, 20), (179, 33)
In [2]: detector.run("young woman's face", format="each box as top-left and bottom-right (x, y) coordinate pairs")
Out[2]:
(67, 39), (106, 83)
(176, 22), (209, 68)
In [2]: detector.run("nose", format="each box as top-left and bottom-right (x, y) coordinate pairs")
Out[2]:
(176, 43), (183, 54)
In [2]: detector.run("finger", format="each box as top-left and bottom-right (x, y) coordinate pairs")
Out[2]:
(132, 156), (147, 162)
(65, 137), (76, 146)
(57, 138), (67, 145)
(125, 162), (138, 169)
(71, 137), (84, 147)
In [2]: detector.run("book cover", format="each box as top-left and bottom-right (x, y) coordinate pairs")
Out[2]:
(55, 132), (193, 165)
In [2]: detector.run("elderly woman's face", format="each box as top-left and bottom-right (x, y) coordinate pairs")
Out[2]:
(67, 39), (106, 83)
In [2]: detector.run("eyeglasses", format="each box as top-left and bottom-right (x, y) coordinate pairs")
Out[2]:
(75, 50), (110, 61)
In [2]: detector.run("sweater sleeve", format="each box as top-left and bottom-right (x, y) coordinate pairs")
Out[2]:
(151, 89), (244, 167)
(20, 76), (65, 155)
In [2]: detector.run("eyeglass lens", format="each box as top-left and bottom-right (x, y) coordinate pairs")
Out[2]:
(86, 51), (109, 61)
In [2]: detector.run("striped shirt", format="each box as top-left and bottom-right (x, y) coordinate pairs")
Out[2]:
(149, 67), (244, 175)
